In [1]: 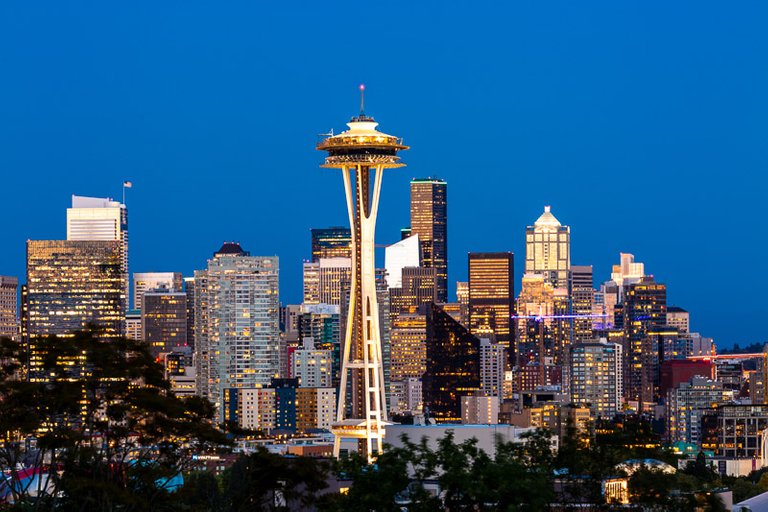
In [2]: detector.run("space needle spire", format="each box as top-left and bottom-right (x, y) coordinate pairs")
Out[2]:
(317, 88), (408, 461)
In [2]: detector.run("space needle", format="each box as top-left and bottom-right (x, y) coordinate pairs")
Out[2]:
(317, 86), (408, 461)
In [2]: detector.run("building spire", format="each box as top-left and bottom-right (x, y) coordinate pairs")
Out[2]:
(359, 84), (365, 115)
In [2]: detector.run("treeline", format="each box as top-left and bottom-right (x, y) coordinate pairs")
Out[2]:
(0, 330), (766, 510)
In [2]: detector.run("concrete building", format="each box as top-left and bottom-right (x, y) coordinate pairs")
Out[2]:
(666, 376), (731, 446)
(570, 265), (594, 343)
(132, 272), (183, 311)
(479, 338), (505, 397)
(302, 257), (351, 306)
(296, 387), (336, 431)
(291, 337), (333, 388)
(0, 276), (18, 339)
(461, 394), (499, 424)
(570, 339), (622, 418)
(666, 306), (690, 334)
(194, 243), (280, 421)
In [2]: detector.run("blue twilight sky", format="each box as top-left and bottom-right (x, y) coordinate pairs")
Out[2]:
(0, 2), (766, 347)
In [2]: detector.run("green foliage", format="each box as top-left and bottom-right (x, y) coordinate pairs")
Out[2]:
(0, 328), (228, 511)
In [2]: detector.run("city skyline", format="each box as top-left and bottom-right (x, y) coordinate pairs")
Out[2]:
(1, 2), (767, 347)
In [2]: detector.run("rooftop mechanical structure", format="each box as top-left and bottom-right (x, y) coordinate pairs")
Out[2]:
(317, 87), (408, 461)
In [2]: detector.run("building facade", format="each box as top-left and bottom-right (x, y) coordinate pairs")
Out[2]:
(132, 272), (183, 311)
(142, 290), (188, 356)
(570, 339), (623, 418)
(194, 243), (280, 421)
(468, 252), (514, 357)
(525, 206), (570, 289)
(0, 276), (18, 339)
(409, 178), (448, 303)
(311, 227), (351, 262)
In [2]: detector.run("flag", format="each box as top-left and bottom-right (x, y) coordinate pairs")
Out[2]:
(123, 181), (132, 188)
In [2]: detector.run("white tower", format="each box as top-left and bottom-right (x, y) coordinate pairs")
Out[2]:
(317, 87), (408, 461)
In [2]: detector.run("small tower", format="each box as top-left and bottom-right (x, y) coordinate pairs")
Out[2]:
(317, 87), (408, 461)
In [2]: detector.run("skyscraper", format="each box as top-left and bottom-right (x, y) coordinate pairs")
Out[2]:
(525, 206), (570, 289)
(317, 100), (407, 460)
(24, 240), (125, 379)
(423, 303), (481, 423)
(142, 290), (188, 356)
(390, 313), (427, 383)
(311, 227), (352, 262)
(133, 272), (183, 310)
(409, 178), (448, 303)
(0, 276), (18, 339)
(570, 339), (622, 418)
(570, 265), (595, 343)
(194, 242), (280, 421)
(620, 276), (667, 406)
(302, 258), (352, 306)
(468, 252), (514, 356)
(66, 195), (128, 307)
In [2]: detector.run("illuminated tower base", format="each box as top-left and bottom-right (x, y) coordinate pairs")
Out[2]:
(317, 90), (407, 461)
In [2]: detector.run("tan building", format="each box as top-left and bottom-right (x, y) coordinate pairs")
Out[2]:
(461, 394), (499, 424)
(296, 387), (336, 431)
(409, 178), (448, 303)
(525, 206), (570, 289)
(390, 314), (427, 382)
(302, 257), (351, 306)
(468, 252), (514, 353)
(238, 388), (277, 432)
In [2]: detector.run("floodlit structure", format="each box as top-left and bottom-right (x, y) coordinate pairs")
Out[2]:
(316, 87), (408, 460)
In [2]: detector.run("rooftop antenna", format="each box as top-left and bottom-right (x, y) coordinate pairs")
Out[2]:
(359, 84), (365, 115)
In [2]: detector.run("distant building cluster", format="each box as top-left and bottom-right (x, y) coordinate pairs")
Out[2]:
(1, 111), (764, 478)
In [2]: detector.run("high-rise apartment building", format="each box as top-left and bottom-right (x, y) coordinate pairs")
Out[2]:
(570, 339), (623, 418)
(424, 303), (481, 423)
(0, 276), (18, 339)
(666, 376), (731, 446)
(66, 195), (128, 307)
(184, 277), (195, 349)
(570, 265), (594, 343)
(515, 273), (570, 369)
(468, 252), (514, 356)
(311, 227), (352, 262)
(24, 240), (125, 379)
(133, 272), (183, 310)
(525, 206), (570, 289)
(479, 338), (505, 397)
(142, 290), (187, 356)
(302, 258), (352, 306)
(291, 337), (333, 388)
(194, 243), (280, 421)
(409, 178), (448, 303)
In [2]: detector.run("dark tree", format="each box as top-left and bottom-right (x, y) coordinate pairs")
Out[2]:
(0, 328), (227, 511)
